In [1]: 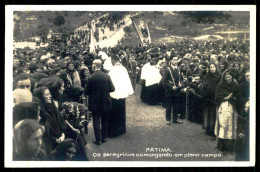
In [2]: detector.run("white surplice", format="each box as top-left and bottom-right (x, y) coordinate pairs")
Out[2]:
(141, 62), (162, 87)
(108, 63), (134, 99)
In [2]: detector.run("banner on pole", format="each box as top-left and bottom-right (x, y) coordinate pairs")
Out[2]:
(89, 21), (96, 54)
(131, 16), (151, 46)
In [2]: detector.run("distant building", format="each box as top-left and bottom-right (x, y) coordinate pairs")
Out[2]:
(26, 15), (37, 21)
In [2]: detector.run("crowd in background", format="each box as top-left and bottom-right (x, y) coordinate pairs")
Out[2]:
(12, 25), (250, 162)
(97, 12), (128, 32)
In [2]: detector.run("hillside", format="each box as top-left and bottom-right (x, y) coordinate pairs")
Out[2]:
(13, 11), (106, 41)
(13, 11), (250, 46)
(121, 11), (249, 46)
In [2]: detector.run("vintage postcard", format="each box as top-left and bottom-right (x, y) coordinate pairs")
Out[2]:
(5, 5), (256, 167)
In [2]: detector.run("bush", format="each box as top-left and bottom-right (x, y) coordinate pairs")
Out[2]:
(124, 26), (132, 33)
(53, 15), (65, 27)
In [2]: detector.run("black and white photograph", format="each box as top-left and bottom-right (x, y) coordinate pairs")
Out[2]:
(5, 5), (256, 167)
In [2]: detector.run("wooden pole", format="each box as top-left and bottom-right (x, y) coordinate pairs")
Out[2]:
(244, 33), (247, 42)
(185, 89), (190, 121)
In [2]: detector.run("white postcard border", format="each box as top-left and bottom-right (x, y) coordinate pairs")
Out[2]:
(5, 5), (256, 167)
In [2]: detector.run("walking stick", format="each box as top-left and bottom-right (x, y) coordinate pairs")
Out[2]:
(185, 88), (190, 121)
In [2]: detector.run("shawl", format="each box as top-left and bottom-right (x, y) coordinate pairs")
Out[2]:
(215, 70), (239, 106)
(201, 63), (221, 101)
(66, 62), (82, 88)
(43, 100), (66, 139)
(34, 87), (66, 139)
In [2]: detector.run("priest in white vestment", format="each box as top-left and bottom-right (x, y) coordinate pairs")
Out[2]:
(107, 54), (133, 138)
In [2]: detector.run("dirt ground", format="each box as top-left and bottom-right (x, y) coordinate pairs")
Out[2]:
(85, 84), (235, 161)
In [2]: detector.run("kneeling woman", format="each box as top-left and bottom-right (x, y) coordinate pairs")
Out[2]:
(49, 138), (80, 161)
(215, 70), (239, 152)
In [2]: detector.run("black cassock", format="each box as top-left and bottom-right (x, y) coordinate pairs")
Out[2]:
(146, 83), (160, 105)
(140, 80), (160, 105)
(108, 98), (126, 138)
(140, 80), (148, 103)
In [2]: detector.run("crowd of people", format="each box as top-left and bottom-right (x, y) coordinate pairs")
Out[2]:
(12, 23), (250, 162)
(137, 38), (250, 160)
(93, 12), (128, 42)
(97, 12), (128, 32)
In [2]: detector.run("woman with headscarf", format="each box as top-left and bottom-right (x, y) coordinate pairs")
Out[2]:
(48, 138), (82, 161)
(66, 61), (82, 88)
(13, 119), (47, 161)
(46, 76), (65, 111)
(108, 54), (133, 138)
(219, 57), (228, 74)
(59, 61), (82, 102)
(201, 62), (221, 137)
(34, 83), (66, 153)
(231, 61), (241, 83)
(214, 70), (239, 153)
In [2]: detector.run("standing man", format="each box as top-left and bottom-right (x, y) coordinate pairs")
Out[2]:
(85, 59), (115, 145)
(126, 55), (137, 93)
(162, 56), (183, 125)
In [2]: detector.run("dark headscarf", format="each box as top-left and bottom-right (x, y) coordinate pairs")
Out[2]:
(66, 61), (76, 74)
(201, 62), (221, 104)
(203, 62), (221, 86)
(33, 87), (49, 105)
(46, 76), (64, 103)
(13, 102), (40, 127)
(219, 57), (228, 72)
(49, 138), (79, 161)
(215, 70), (239, 106)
